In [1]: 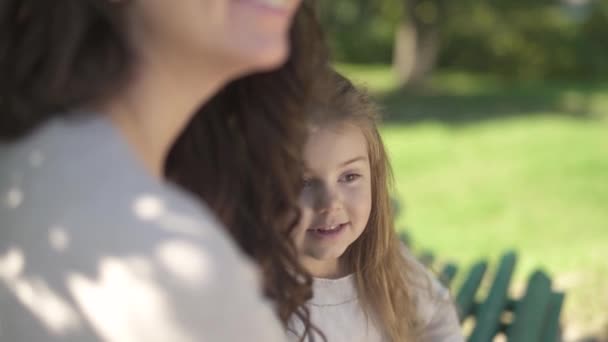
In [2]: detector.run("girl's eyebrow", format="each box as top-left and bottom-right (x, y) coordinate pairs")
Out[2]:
(339, 156), (367, 167)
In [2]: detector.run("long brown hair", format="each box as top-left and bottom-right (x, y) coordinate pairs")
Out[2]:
(165, 1), (327, 340)
(0, 0), (132, 140)
(309, 71), (428, 341)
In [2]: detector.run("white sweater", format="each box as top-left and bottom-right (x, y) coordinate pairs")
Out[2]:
(0, 115), (285, 341)
(287, 255), (464, 342)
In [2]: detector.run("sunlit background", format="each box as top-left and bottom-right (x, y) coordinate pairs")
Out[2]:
(320, 0), (608, 340)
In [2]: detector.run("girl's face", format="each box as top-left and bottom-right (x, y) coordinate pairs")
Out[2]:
(127, 0), (301, 74)
(293, 122), (373, 275)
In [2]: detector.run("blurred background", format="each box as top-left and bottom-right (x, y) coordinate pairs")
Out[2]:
(319, 0), (607, 340)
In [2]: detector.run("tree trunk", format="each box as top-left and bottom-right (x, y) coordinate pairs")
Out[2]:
(393, 0), (443, 87)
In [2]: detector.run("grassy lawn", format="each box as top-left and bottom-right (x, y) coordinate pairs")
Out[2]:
(338, 63), (608, 340)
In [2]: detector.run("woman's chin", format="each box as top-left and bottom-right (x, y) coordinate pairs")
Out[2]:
(256, 48), (289, 71)
(232, 41), (289, 75)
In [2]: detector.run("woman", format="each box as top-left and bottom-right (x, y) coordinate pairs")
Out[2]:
(165, 3), (327, 339)
(0, 0), (320, 341)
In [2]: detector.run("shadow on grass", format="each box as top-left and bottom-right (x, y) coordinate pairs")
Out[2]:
(377, 82), (608, 125)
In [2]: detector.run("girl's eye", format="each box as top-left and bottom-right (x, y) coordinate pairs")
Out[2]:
(302, 178), (313, 188)
(342, 173), (361, 183)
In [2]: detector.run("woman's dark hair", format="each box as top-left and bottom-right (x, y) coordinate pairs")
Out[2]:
(165, 2), (328, 341)
(0, 0), (132, 140)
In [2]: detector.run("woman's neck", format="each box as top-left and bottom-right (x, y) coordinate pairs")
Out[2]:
(100, 55), (233, 179)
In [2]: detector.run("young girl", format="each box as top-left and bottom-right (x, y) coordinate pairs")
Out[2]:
(288, 72), (464, 342)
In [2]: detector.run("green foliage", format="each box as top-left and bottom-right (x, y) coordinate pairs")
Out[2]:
(575, 1), (608, 77)
(323, 0), (608, 80)
(318, 0), (402, 63)
(439, 0), (608, 79)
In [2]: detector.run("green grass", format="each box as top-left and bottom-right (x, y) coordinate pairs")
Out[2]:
(339, 63), (608, 339)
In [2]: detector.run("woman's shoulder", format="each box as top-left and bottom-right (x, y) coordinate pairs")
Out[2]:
(0, 116), (286, 341)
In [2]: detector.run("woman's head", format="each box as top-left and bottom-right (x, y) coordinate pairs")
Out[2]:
(165, 1), (327, 339)
(294, 71), (424, 341)
(0, 0), (302, 140)
(125, 0), (301, 72)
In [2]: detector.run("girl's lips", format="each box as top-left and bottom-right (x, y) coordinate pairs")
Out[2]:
(307, 222), (349, 238)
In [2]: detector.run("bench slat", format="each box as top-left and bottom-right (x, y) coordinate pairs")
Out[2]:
(455, 261), (488, 321)
(419, 250), (435, 267)
(439, 263), (458, 288)
(506, 271), (553, 341)
(398, 231), (411, 247)
(541, 291), (565, 342)
(468, 251), (517, 342)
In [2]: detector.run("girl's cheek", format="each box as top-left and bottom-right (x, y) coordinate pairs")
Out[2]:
(343, 183), (369, 204)
(297, 205), (313, 232)
(343, 184), (372, 219)
(291, 198), (314, 251)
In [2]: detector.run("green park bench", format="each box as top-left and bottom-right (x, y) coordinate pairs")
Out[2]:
(392, 199), (565, 341)
(400, 232), (565, 342)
